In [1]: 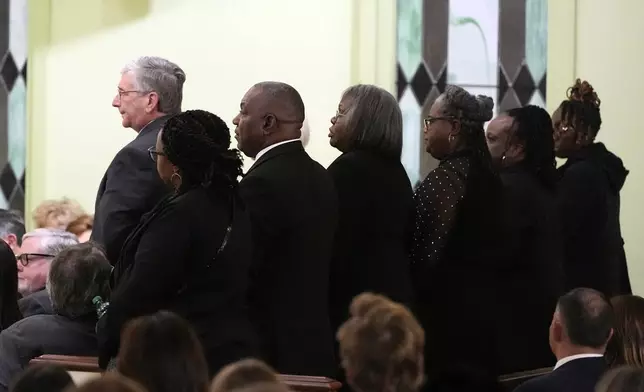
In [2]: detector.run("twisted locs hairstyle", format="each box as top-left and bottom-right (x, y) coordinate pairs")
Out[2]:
(506, 105), (558, 190)
(559, 78), (602, 137)
(161, 110), (243, 193)
(440, 85), (496, 172)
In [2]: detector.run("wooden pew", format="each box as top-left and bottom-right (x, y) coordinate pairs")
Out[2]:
(498, 367), (552, 391)
(30, 355), (342, 392)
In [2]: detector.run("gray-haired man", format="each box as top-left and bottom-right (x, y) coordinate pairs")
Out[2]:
(17, 229), (79, 316)
(0, 209), (25, 254)
(92, 56), (186, 265)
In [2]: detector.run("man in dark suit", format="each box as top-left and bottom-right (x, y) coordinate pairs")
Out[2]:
(91, 56), (185, 264)
(234, 82), (338, 377)
(514, 288), (614, 392)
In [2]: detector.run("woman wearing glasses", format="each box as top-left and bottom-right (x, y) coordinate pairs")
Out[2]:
(409, 85), (505, 378)
(553, 79), (630, 297)
(97, 110), (257, 376)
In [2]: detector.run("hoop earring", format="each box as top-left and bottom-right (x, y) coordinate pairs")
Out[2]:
(448, 134), (454, 143)
(170, 172), (182, 192)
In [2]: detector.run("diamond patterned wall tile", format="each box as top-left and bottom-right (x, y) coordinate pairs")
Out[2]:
(528, 90), (546, 108)
(538, 73), (547, 100)
(0, 164), (16, 201)
(513, 63), (536, 106)
(8, 76), (25, 180)
(525, 0), (547, 85)
(397, 63), (407, 100)
(9, 0), (27, 70)
(399, 88), (422, 187)
(422, 0), (448, 80)
(397, 0), (423, 82)
(499, 88), (521, 112)
(0, 85), (7, 172)
(410, 62), (431, 106)
(9, 185), (23, 213)
(499, 0), (526, 83)
(1, 53), (18, 92)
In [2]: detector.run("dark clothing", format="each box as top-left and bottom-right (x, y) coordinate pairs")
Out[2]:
(239, 141), (338, 377)
(18, 290), (53, 317)
(327, 150), (414, 332)
(0, 314), (97, 392)
(557, 143), (630, 297)
(97, 188), (257, 375)
(91, 116), (170, 264)
(410, 150), (505, 377)
(513, 357), (606, 392)
(496, 165), (564, 374)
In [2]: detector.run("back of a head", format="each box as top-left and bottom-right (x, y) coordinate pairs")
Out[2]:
(47, 242), (111, 318)
(33, 198), (85, 230)
(118, 311), (209, 392)
(0, 209), (25, 245)
(211, 359), (278, 392)
(606, 295), (644, 367)
(505, 105), (557, 189)
(228, 382), (291, 392)
(337, 293), (425, 392)
(10, 364), (74, 392)
(123, 56), (186, 115)
(596, 366), (644, 392)
(253, 81), (305, 124)
(69, 373), (147, 392)
(24, 228), (80, 256)
(558, 288), (614, 348)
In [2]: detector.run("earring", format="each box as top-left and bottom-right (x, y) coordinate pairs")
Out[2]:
(170, 172), (182, 192)
(448, 134), (454, 143)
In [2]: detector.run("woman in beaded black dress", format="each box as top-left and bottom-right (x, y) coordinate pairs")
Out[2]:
(410, 85), (506, 378)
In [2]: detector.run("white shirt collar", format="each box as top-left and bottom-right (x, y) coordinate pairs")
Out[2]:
(554, 353), (603, 370)
(254, 139), (300, 161)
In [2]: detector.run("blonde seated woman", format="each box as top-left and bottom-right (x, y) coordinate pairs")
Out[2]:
(210, 359), (279, 392)
(33, 198), (86, 231)
(337, 293), (425, 392)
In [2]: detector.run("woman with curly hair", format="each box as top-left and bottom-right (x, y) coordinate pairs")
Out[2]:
(552, 79), (630, 297)
(97, 110), (257, 376)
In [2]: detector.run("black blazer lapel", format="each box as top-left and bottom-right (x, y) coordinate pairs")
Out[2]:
(245, 141), (304, 177)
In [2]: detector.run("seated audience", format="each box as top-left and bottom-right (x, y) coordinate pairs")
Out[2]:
(211, 359), (279, 392)
(605, 295), (644, 368)
(0, 243), (111, 392)
(70, 373), (146, 392)
(337, 293), (424, 392)
(66, 215), (93, 243)
(17, 229), (78, 316)
(33, 199), (85, 231)
(0, 240), (21, 331)
(514, 288), (614, 392)
(117, 311), (210, 392)
(0, 210), (25, 254)
(9, 364), (73, 392)
(596, 366), (644, 392)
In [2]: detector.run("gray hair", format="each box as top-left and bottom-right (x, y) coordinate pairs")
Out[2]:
(46, 243), (111, 318)
(0, 209), (25, 245)
(122, 56), (186, 114)
(23, 228), (79, 256)
(341, 84), (403, 159)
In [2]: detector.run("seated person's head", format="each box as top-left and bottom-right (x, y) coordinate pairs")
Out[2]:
(17, 229), (79, 295)
(65, 215), (93, 243)
(46, 242), (111, 318)
(10, 364), (74, 392)
(596, 365), (644, 392)
(33, 199), (85, 230)
(117, 311), (209, 392)
(68, 373), (147, 392)
(211, 359), (278, 392)
(0, 209), (25, 254)
(605, 295), (644, 368)
(337, 292), (425, 392)
(550, 288), (614, 359)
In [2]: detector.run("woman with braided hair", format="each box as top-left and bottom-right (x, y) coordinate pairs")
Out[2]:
(97, 109), (257, 375)
(553, 79), (631, 297)
(409, 85), (506, 377)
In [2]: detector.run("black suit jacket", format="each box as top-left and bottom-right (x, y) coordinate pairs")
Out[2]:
(97, 188), (257, 375)
(326, 150), (414, 333)
(91, 116), (170, 264)
(513, 357), (606, 392)
(239, 141), (338, 377)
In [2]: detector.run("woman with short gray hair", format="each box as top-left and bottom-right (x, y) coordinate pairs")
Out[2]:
(327, 84), (415, 373)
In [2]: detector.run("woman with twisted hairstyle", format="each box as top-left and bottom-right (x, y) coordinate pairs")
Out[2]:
(97, 110), (257, 375)
(410, 85), (506, 377)
(553, 79), (630, 297)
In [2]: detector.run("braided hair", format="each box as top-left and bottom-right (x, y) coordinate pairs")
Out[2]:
(439, 85), (496, 172)
(506, 105), (558, 190)
(161, 110), (243, 193)
(559, 79), (602, 137)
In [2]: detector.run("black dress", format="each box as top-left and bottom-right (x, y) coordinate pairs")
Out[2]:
(97, 187), (258, 375)
(557, 142), (631, 297)
(410, 149), (505, 377)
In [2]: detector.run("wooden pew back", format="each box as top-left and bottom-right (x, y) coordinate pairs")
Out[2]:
(498, 367), (552, 391)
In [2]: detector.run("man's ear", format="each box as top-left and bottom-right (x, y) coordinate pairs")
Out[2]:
(262, 113), (277, 135)
(3, 233), (18, 248)
(146, 92), (160, 114)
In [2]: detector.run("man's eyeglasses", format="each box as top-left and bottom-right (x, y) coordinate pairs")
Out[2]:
(424, 116), (456, 127)
(148, 147), (166, 162)
(116, 89), (147, 100)
(17, 253), (55, 267)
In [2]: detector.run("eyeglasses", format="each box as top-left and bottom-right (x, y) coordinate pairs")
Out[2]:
(148, 147), (166, 162)
(17, 253), (55, 267)
(424, 116), (456, 127)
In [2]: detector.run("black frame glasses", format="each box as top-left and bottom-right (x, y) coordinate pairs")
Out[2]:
(424, 115), (457, 127)
(148, 147), (166, 162)
(17, 253), (55, 267)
